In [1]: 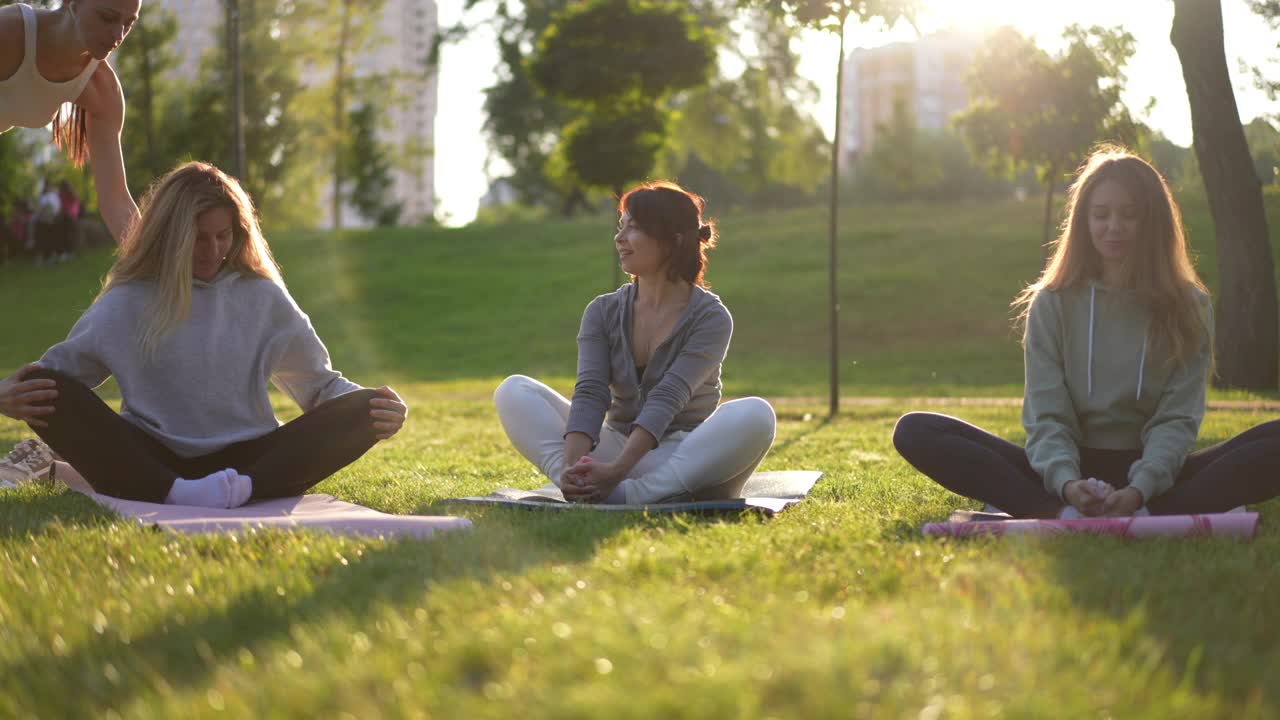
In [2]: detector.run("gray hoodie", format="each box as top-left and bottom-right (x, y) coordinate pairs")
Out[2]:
(1022, 283), (1213, 501)
(565, 282), (733, 444)
(39, 269), (362, 457)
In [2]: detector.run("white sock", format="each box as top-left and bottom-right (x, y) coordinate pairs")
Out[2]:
(166, 470), (232, 507)
(1059, 505), (1084, 520)
(165, 469), (253, 508)
(227, 470), (253, 507)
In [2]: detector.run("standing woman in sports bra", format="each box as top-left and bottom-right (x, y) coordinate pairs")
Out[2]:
(0, 2), (140, 486)
(0, 1), (141, 244)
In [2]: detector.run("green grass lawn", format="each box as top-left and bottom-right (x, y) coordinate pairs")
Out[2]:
(2, 198), (1280, 717)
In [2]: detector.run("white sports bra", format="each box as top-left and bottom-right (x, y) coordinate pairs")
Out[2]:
(0, 3), (99, 129)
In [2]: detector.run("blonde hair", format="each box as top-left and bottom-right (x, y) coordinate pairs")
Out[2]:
(1014, 145), (1210, 365)
(100, 162), (283, 357)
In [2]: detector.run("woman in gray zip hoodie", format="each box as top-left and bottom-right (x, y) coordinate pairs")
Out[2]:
(893, 146), (1280, 518)
(494, 182), (777, 504)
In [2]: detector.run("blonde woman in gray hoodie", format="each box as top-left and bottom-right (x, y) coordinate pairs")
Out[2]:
(893, 146), (1280, 518)
(0, 162), (407, 507)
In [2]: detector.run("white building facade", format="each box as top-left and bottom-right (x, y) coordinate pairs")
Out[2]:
(838, 30), (982, 174)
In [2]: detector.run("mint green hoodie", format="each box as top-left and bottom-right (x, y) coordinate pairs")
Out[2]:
(1022, 284), (1213, 502)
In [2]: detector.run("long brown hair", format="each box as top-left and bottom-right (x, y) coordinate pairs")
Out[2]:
(618, 181), (717, 287)
(51, 103), (88, 168)
(100, 162), (283, 356)
(1014, 145), (1210, 365)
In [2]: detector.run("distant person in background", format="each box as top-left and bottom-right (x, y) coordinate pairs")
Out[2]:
(494, 181), (777, 504)
(1, 198), (30, 264)
(34, 178), (62, 265)
(0, 1), (141, 244)
(56, 179), (80, 261)
(893, 145), (1280, 518)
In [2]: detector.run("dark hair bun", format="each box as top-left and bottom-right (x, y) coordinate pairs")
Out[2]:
(698, 224), (713, 242)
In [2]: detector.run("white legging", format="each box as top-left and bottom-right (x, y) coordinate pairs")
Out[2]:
(493, 375), (777, 504)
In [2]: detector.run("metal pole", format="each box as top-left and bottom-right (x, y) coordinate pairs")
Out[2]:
(828, 13), (846, 417)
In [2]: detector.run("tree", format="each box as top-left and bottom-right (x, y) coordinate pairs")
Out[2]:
(666, 64), (829, 208)
(955, 25), (1140, 259)
(172, 0), (333, 229)
(1172, 0), (1278, 390)
(529, 0), (717, 197)
(0, 131), (37, 212)
(324, 0), (390, 230)
(345, 101), (402, 227)
(743, 0), (916, 416)
(1243, 118), (1280, 185)
(1249, 1), (1280, 102)
(457, 0), (817, 214)
(111, 5), (180, 197)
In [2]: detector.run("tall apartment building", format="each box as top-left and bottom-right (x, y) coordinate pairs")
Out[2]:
(153, 0), (438, 227)
(837, 30), (982, 174)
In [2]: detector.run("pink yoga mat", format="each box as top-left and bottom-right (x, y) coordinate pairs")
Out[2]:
(81, 492), (473, 539)
(923, 513), (1258, 540)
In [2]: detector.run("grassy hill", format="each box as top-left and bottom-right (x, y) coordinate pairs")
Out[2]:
(6, 193), (1278, 398)
(1, 197), (1279, 718)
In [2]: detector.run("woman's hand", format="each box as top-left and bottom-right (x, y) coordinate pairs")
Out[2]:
(1062, 478), (1112, 517)
(1101, 487), (1144, 517)
(369, 386), (407, 440)
(561, 457), (625, 503)
(0, 364), (57, 428)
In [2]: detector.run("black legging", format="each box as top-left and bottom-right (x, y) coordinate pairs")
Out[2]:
(893, 411), (1280, 518)
(27, 369), (379, 503)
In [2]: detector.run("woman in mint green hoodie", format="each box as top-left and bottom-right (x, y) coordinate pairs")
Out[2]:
(893, 146), (1280, 518)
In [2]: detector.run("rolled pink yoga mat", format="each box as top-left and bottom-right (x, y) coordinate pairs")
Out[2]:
(923, 513), (1259, 540)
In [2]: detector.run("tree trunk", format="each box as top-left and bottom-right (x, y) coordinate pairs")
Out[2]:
(1172, 0), (1278, 389)
(1040, 165), (1056, 268)
(332, 0), (353, 230)
(827, 11), (847, 417)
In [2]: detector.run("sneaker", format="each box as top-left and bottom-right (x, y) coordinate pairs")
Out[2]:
(0, 439), (55, 486)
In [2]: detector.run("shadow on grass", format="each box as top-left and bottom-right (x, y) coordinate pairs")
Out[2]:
(1033, 424), (1280, 710)
(0, 499), (706, 716)
(0, 488), (119, 539)
(1040, 524), (1280, 710)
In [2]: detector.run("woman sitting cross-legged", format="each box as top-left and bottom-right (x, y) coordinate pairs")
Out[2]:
(494, 181), (776, 504)
(893, 146), (1280, 518)
(0, 161), (407, 507)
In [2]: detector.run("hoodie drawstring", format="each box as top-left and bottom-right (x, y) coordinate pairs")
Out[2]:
(1087, 286), (1095, 398)
(1136, 329), (1147, 401)
(1087, 284), (1148, 401)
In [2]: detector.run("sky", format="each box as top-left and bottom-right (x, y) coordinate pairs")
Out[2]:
(432, 0), (1280, 226)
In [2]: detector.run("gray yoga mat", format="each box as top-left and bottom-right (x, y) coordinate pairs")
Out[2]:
(447, 470), (824, 515)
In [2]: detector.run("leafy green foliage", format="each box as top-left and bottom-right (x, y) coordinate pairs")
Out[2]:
(556, 100), (668, 193)
(667, 65), (829, 207)
(529, 0), (716, 195)
(845, 102), (1015, 204)
(344, 102), (403, 227)
(0, 131), (37, 212)
(111, 4), (181, 198)
(954, 25), (1140, 190)
(749, 0), (916, 30)
(529, 0), (715, 104)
